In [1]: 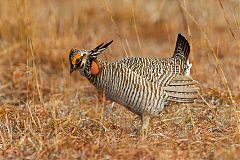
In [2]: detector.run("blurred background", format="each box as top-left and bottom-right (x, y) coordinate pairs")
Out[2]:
(0, 0), (239, 159)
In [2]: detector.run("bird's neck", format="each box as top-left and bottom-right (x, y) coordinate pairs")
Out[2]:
(84, 60), (107, 84)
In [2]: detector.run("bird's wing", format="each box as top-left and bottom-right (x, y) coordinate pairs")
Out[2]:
(116, 57), (199, 99)
(115, 57), (182, 83)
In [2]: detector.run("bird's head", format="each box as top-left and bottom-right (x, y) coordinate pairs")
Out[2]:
(69, 40), (113, 76)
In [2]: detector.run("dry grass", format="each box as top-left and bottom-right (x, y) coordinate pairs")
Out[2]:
(0, 0), (240, 159)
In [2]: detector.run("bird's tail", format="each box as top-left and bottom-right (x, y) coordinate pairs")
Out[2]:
(172, 34), (190, 61)
(163, 75), (199, 103)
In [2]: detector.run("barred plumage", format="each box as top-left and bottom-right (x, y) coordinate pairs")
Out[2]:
(69, 34), (198, 134)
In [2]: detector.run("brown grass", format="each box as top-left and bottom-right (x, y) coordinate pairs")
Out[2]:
(0, 0), (240, 159)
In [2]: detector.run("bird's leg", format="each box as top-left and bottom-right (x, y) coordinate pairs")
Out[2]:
(139, 113), (150, 136)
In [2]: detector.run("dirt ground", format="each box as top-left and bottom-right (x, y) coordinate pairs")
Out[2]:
(0, 0), (239, 159)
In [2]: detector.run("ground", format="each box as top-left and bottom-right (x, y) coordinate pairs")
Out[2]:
(0, 0), (240, 159)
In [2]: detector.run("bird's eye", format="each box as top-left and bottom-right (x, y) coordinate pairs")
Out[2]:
(72, 54), (81, 65)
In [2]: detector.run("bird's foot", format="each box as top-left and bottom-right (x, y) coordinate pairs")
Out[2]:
(139, 127), (149, 137)
(138, 113), (150, 137)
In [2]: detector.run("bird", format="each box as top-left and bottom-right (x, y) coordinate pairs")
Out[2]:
(69, 34), (198, 135)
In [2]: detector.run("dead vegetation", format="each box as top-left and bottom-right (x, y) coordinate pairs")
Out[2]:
(0, 0), (239, 159)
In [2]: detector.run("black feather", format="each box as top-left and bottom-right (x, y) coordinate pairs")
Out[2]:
(90, 40), (113, 58)
(172, 34), (190, 60)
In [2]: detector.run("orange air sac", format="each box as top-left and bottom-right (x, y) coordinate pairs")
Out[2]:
(91, 61), (100, 75)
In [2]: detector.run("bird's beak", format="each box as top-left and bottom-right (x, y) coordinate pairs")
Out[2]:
(70, 65), (75, 74)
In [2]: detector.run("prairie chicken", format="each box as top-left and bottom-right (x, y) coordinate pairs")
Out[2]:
(69, 34), (198, 134)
